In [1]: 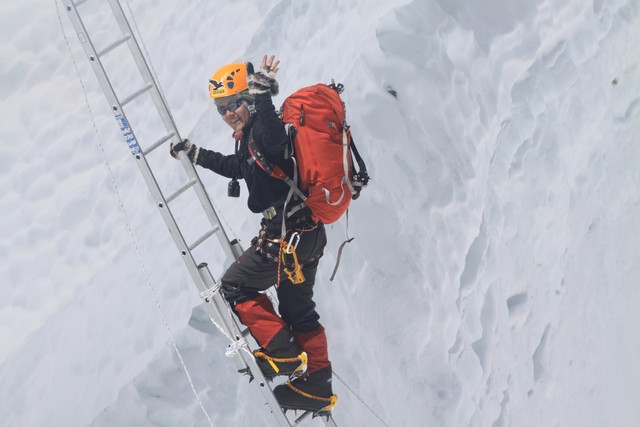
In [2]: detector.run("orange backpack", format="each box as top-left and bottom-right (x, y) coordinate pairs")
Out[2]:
(249, 83), (369, 224)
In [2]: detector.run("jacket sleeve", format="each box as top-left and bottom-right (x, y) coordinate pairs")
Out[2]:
(254, 93), (289, 156)
(195, 147), (241, 179)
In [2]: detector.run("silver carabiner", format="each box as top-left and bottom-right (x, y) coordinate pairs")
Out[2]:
(286, 232), (301, 254)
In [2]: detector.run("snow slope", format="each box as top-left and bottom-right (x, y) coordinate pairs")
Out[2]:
(1, 0), (639, 426)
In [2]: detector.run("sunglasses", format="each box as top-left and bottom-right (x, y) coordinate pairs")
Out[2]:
(216, 98), (245, 115)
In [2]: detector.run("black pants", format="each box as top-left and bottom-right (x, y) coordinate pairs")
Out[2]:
(221, 220), (327, 333)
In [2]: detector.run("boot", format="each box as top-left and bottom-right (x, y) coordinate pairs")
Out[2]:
(274, 365), (337, 413)
(253, 327), (307, 379)
(234, 295), (306, 378)
(292, 326), (330, 374)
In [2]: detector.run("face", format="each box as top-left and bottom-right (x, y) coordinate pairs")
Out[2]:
(217, 97), (250, 133)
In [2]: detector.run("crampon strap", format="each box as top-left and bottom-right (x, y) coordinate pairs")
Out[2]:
(285, 381), (338, 412)
(253, 351), (308, 375)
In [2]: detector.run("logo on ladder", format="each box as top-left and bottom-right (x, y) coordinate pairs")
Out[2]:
(115, 114), (141, 155)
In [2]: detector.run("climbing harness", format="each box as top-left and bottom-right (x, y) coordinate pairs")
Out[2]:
(254, 220), (319, 286)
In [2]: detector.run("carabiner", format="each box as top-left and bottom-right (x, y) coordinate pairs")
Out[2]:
(285, 232), (301, 254)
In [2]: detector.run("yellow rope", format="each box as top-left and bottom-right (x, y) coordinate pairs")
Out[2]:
(285, 381), (338, 412)
(253, 351), (308, 375)
(253, 351), (308, 364)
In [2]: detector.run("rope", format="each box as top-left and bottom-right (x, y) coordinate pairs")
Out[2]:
(333, 370), (389, 427)
(196, 295), (253, 359)
(55, 3), (214, 426)
(224, 337), (250, 358)
(199, 283), (221, 302)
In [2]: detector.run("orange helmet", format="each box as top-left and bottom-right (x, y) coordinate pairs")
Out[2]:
(209, 62), (249, 99)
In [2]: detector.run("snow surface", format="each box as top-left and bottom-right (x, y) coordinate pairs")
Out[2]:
(1, 0), (639, 426)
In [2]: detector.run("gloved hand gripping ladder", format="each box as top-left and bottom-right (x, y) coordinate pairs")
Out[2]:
(61, 1), (337, 426)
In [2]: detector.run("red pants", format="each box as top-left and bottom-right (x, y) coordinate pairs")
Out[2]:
(222, 219), (331, 373)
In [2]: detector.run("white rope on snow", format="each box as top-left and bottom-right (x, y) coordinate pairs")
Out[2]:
(333, 370), (389, 427)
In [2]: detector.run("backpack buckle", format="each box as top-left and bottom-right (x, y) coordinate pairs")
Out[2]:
(262, 206), (277, 220)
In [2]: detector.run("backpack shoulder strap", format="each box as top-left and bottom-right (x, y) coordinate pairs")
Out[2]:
(247, 130), (308, 205)
(247, 130), (289, 181)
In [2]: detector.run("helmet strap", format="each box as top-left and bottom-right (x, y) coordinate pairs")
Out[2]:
(245, 102), (256, 116)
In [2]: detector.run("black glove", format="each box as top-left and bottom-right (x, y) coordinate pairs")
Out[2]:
(170, 139), (200, 164)
(247, 63), (279, 96)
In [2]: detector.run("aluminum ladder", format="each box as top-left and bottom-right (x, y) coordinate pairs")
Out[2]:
(61, 1), (337, 425)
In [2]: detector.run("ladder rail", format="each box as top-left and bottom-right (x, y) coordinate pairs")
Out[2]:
(107, 0), (239, 266)
(62, 1), (209, 291)
(106, 0), (177, 139)
(63, 0), (254, 394)
(68, 0), (238, 267)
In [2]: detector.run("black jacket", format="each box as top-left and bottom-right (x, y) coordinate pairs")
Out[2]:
(196, 94), (302, 216)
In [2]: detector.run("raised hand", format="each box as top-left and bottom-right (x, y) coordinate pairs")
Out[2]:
(247, 54), (280, 96)
(261, 54), (280, 73)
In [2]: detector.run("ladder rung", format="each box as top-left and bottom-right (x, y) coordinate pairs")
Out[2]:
(166, 179), (197, 203)
(188, 226), (220, 252)
(97, 34), (131, 58)
(121, 83), (153, 106)
(294, 411), (312, 425)
(144, 132), (175, 155)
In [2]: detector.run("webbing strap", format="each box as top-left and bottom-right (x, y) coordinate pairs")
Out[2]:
(253, 351), (308, 375)
(285, 382), (338, 412)
(343, 129), (357, 196)
(280, 156), (301, 237)
(285, 201), (307, 218)
(322, 177), (348, 206)
(329, 236), (354, 281)
(349, 137), (368, 179)
(330, 209), (354, 281)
